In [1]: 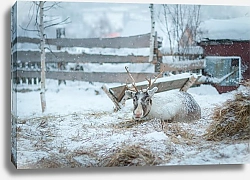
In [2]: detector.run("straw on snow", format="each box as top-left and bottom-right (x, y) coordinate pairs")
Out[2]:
(205, 81), (250, 141)
(99, 145), (162, 167)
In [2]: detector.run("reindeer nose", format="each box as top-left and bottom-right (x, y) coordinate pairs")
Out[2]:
(134, 113), (142, 118)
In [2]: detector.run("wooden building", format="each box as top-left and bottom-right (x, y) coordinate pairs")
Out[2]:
(197, 17), (250, 93)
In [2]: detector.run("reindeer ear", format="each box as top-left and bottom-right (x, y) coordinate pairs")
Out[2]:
(147, 87), (158, 97)
(125, 90), (136, 99)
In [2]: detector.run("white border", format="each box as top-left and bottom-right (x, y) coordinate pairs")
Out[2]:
(1, 0), (250, 179)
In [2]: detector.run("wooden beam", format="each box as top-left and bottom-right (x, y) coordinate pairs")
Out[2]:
(101, 84), (121, 111)
(13, 33), (151, 48)
(160, 60), (205, 72)
(109, 74), (202, 102)
(13, 51), (151, 63)
(15, 70), (158, 83)
(109, 85), (127, 102)
(161, 53), (203, 56)
(180, 75), (198, 92)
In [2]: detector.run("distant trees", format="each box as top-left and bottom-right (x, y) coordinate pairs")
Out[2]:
(157, 4), (202, 60)
(87, 12), (113, 38)
(87, 12), (123, 38)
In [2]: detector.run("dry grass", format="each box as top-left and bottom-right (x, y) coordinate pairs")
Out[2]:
(115, 119), (151, 128)
(205, 82), (250, 141)
(99, 145), (162, 167)
(34, 157), (63, 169)
(20, 145), (160, 169)
(21, 151), (97, 169)
(240, 79), (250, 87)
(162, 122), (196, 145)
(19, 156), (80, 169)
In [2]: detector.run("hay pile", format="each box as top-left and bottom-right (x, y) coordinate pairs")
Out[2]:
(24, 154), (83, 169)
(100, 145), (161, 167)
(205, 81), (250, 141)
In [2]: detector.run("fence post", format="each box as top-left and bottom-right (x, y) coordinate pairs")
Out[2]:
(154, 31), (163, 73)
(56, 28), (66, 85)
(149, 3), (155, 63)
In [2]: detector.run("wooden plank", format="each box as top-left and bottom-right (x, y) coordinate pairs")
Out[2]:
(110, 78), (190, 100)
(13, 33), (151, 48)
(13, 51), (150, 63)
(180, 75), (198, 92)
(161, 53), (203, 56)
(101, 84), (121, 111)
(160, 60), (205, 72)
(109, 74), (202, 102)
(109, 85), (127, 102)
(15, 70), (157, 83)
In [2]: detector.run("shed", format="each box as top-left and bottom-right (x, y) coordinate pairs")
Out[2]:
(197, 17), (250, 93)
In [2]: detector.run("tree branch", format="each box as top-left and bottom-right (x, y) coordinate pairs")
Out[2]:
(19, 25), (39, 32)
(43, 2), (62, 11)
(44, 17), (71, 29)
(44, 17), (61, 24)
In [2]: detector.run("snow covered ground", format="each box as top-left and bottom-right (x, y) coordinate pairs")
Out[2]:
(12, 77), (250, 169)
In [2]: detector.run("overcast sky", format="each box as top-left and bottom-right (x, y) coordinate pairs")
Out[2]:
(14, 1), (250, 38)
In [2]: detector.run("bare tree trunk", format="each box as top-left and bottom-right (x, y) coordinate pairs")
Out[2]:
(39, 1), (46, 113)
(149, 3), (155, 63)
(162, 5), (173, 55)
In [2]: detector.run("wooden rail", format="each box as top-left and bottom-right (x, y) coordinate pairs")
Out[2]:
(13, 51), (153, 64)
(11, 31), (205, 85)
(13, 70), (158, 83)
(12, 33), (151, 48)
(160, 59), (205, 72)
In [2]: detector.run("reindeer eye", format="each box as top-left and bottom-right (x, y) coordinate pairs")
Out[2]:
(146, 97), (150, 103)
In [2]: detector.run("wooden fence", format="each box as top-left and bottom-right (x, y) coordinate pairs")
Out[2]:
(11, 31), (205, 85)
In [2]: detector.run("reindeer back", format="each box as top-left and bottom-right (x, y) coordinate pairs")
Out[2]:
(148, 90), (201, 122)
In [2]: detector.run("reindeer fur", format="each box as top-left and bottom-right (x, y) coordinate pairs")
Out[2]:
(125, 87), (201, 122)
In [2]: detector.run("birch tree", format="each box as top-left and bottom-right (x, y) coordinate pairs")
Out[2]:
(149, 3), (155, 63)
(39, 1), (46, 112)
(20, 1), (71, 112)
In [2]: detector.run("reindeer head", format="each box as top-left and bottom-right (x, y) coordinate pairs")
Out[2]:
(125, 87), (158, 120)
(124, 66), (162, 120)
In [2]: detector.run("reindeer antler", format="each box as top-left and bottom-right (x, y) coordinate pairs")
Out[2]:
(146, 71), (164, 90)
(125, 66), (138, 92)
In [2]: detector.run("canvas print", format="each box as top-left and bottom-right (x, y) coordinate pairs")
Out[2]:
(11, 0), (250, 169)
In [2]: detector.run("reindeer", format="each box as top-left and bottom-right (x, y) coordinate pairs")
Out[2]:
(123, 67), (201, 122)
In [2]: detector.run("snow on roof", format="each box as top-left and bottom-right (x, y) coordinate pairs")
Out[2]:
(199, 16), (250, 40)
